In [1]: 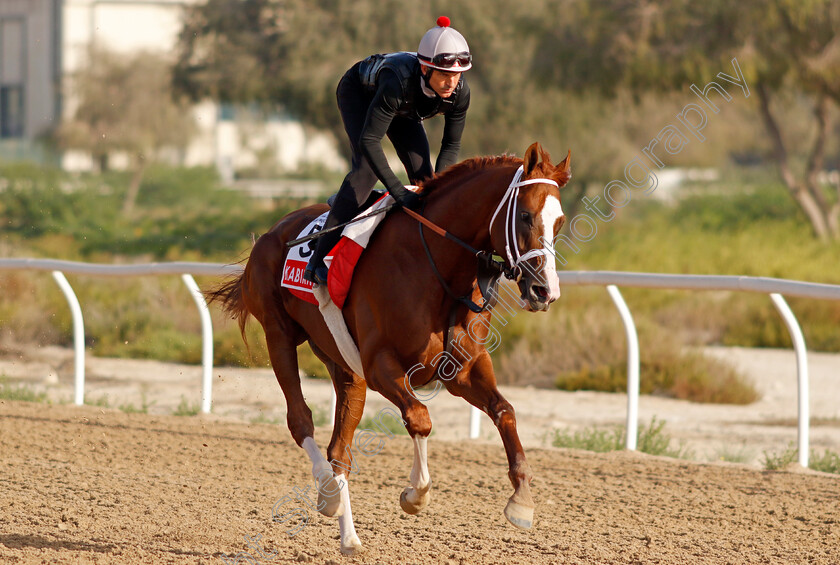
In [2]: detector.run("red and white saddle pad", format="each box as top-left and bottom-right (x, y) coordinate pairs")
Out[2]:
(280, 211), (329, 305)
(281, 192), (397, 307)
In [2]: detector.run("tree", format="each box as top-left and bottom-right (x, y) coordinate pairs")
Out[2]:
(173, 0), (432, 151)
(170, 0), (614, 214)
(175, 0), (821, 228)
(56, 48), (197, 216)
(534, 0), (840, 240)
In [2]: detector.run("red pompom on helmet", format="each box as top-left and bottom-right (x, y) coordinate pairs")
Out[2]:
(418, 16), (472, 72)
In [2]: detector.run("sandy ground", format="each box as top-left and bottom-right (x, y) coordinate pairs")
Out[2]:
(1, 345), (838, 467)
(1, 347), (839, 563)
(1, 397), (839, 564)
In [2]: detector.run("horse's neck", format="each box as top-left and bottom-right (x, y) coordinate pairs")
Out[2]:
(424, 165), (516, 251)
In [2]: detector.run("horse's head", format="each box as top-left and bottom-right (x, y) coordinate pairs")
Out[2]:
(490, 142), (571, 312)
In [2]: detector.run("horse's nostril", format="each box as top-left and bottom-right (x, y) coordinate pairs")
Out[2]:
(531, 285), (549, 301)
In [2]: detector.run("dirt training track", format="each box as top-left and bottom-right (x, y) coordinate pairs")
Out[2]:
(1, 400), (838, 565)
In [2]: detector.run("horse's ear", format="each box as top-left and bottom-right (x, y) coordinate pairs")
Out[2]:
(554, 150), (572, 188)
(523, 142), (543, 175)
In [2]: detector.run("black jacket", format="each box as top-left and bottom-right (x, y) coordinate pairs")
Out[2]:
(353, 52), (470, 194)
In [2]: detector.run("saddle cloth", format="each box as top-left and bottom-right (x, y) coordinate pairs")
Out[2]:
(280, 192), (403, 378)
(280, 192), (394, 308)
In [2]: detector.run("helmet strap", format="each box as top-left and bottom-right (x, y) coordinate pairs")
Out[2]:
(420, 65), (437, 96)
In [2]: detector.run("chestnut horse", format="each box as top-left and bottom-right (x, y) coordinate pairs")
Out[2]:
(208, 142), (571, 554)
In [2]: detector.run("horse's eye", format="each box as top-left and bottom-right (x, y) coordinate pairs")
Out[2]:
(520, 211), (531, 223)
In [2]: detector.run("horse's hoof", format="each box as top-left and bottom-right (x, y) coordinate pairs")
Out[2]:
(316, 474), (345, 517)
(504, 498), (534, 529)
(340, 534), (363, 555)
(399, 487), (430, 515)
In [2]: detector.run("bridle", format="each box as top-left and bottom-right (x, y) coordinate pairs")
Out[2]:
(402, 166), (560, 313)
(488, 165), (560, 281)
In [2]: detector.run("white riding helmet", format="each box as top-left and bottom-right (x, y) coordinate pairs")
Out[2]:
(417, 16), (472, 72)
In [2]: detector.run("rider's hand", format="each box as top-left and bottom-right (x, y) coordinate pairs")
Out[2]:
(390, 186), (423, 211)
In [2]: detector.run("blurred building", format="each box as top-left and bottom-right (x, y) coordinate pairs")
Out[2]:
(0, 0), (346, 179)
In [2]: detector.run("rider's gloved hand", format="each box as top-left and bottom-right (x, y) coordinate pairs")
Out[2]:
(389, 185), (423, 211)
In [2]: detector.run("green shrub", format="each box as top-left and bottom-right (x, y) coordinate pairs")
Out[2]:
(809, 449), (840, 474)
(119, 393), (154, 414)
(251, 412), (282, 425)
(308, 402), (329, 427)
(173, 396), (201, 416)
(636, 417), (693, 459)
(762, 444), (840, 474)
(552, 417), (692, 459)
(551, 331), (758, 404)
(721, 295), (840, 352)
(359, 412), (408, 436)
(0, 377), (49, 403)
(494, 297), (758, 404)
(213, 323), (271, 368)
(711, 444), (754, 464)
(551, 426), (623, 452)
(671, 185), (806, 232)
(762, 442), (799, 470)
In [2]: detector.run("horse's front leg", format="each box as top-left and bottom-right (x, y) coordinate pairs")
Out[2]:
(370, 354), (433, 515)
(443, 351), (535, 529)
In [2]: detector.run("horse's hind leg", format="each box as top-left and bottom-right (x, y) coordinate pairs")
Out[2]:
(310, 344), (366, 555)
(261, 321), (344, 517)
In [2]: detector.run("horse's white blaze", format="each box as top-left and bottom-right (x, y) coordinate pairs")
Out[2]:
(409, 436), (430, 491)
(538, 195), (563, 300)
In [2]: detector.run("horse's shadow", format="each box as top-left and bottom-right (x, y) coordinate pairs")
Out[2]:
(0, 533), (116, 554)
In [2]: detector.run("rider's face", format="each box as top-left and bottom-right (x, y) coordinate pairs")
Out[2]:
(424, 67), (462, 99)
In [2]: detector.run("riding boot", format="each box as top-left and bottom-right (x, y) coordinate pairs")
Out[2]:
(303, 175), (367, 285)
(303, 221), (344, 285)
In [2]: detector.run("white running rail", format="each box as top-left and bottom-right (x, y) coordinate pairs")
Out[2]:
(2, 260), (839, 467)
(0, 259), (241, 413)
(546, 270), (840, 468)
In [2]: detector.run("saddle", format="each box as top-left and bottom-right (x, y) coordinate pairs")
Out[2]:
(326, 189), (387, 211)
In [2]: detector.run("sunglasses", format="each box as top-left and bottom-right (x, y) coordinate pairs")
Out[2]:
(424, 51), (472, 68)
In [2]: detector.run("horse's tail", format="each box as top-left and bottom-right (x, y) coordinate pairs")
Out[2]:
(205, 268), (251, 345)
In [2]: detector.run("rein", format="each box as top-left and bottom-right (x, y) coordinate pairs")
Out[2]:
(410, 205), (503, 314)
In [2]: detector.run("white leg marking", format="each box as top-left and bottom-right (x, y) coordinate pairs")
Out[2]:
(301, 437), (345, 517)
(538, 195), (564, 301)
(302, 437), (331, 479)
(400, 436), (431, 514)
(409, 436), (430, 491)
(336, 474), (363, 555)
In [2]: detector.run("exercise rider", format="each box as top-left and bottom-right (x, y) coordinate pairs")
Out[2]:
(303, 16), (472, 285)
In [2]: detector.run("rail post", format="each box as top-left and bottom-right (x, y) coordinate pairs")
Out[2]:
(181, 274), (214, 414)
(606, 285), (640, 451)
(51, 271), (85, 406)
(769, 293), (810, 467)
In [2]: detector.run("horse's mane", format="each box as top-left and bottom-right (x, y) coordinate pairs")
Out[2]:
(419, 154), (522, 196)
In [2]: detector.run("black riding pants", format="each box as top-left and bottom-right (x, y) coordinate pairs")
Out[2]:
(311, 66), (433, 265)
